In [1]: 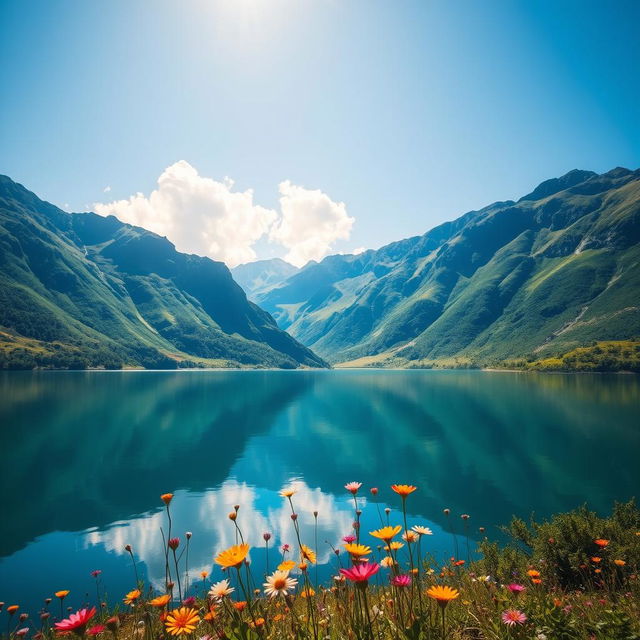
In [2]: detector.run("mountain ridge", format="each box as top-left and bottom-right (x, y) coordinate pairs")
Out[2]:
(0, 175), (327, 369)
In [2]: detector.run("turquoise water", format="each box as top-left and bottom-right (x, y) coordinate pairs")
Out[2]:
(0, 370), (638, 613)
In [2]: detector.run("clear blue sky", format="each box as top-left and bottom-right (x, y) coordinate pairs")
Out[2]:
(1, 0), (639, 262)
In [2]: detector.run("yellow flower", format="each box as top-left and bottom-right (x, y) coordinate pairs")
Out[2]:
(149, 594), (171, 608)
(164, 608), (200, 636)
(300, 587), (315, 598)
(278, 560), (297, 572)
(380, 556), (396, 568)
(388, 541), (404, 551)
(370, 525), (402, 542)
(391, 484), (417, 497)
(344, 543), (372, 557)
(300, 544), (317, 564)
(124, 589), (141, 605)
(279, 488), (296, 498)
(426, 585), (460, 606)
(215, 543), (250, 569)
(55, 590), (70, 599)
(403, 531), (418, 543)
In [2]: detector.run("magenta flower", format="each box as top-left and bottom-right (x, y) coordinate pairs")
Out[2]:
(90, 570), (102, 579)
(87, 625), (106, 636)
(182, 596), (196, 607)
(391, 574), (412, 587)
(501, 609), (527, 626)
(507, 583), (525, 594)
(342, 535), (357, 544)
(339, 562), (380, 584)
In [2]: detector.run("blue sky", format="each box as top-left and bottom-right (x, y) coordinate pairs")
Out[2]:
(1, 0), (639, 266)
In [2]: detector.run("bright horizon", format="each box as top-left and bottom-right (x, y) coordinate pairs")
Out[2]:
(1, 0), (639, 267)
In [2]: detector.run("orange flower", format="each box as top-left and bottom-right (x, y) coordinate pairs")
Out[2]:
(591, 557), (602, 563)
(123, 589), (141, 605)
(594, 568), (602, 574)
(164, 608), (199, 636)
(594, 539), (609, 548)
(200, 571), (208, 579)
(233, 602), (247, 612)
(7, 606), (19, 615)
(426, 585), (459, 607)
(370, 525), (402, 542)
(203, 610), (217, 621)
(391, 485), (417, 498)
(531, 578), (542, 584)
(215, 544), (250, 569)
(161, 493), (174, 506)
(614, 559), (626, 566)
(55, 591), (70, 599)
(250, 618), (265, 629)
(149, 595), (171, 608)
(527, 570), (540, 578)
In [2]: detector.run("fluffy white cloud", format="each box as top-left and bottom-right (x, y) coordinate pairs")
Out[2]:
(94, 162), (354, 268)
(270, 181), (355, 267)
(94, 161), (277, 267)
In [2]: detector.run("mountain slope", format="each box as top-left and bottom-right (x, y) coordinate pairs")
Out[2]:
(0, 176), (326, 369)
(255, 168), (640, 365)
(231, 258), (299, 301)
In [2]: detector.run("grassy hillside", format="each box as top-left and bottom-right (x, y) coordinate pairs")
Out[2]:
(257, 168), (640, 367)
(0, 176), (327, 370)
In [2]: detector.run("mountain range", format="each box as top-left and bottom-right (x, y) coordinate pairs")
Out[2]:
(1, 167), (638, 370)
(250, 167), (640, 366)
(0, 176), (325, 369)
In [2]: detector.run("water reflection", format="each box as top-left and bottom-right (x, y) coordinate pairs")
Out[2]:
(0, 370), (638, 613)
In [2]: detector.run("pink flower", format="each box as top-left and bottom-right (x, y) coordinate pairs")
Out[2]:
(182, 597), (196, 607)
(90, 570), (102, 579)
(168, 538), (180, 550)
(342, 535), (357, 544)
(16, 629), (29, 638)
(339, 562), (380, 584)
(345, 482), (362, 495)
(87, 625), (106, 636)
(391, 575), (412, 587)
(55, 608), (97, 634)
(501, 609), (527, 626)
(507, 583), (525, 594)
(370, 487), (378, 495)
(281, 544), (290, 553)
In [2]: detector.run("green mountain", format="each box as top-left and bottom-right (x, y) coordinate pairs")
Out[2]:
(255, 167), (640, 366)
(0, 176), (327, 369)
(231, 258), (299, 301)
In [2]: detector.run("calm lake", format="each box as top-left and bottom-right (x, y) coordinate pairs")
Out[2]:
(1, 370), (638, 613)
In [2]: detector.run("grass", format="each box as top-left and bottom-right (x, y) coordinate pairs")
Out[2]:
(3, 488), (639, 640)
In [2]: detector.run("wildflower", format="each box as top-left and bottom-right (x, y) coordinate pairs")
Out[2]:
(340, 562), (380, 584)
(461, 514), (470, 520)
(263, 532), (271, 541)
(161, 493), (174, 506)
(298, 562), (308, 572)
(16, 629), (29, 638)
(200, 571), (208, 579)
(164, 608), (199, 636)
(279, 488), (296, 498)
(403, 531), (418, 543)
(370, 525), (402, 542)
(591, 557), (602, 563)
(203, 609), (217, 621)
(502, 609), (527, 626)
(388, 541), (404, 551)
(168, 538), (180, 550)
(185, 532), (192, 540)
(281, 544), (290, 552)
(345, 482), (362, 495)
(183, 597), (196, 607)
(55, 591), (70, 600)
(380, 557), (396, 568)
(149, 595), (171, 608)
(228, 512), (237, 521)
(215, 543), (250, 568)
(342, 535), (357, 543)
(90, 571), (101, 579)
(391, 484), (417, 497)
(8, 606), (19, 615)
(531, 578), (542, 584)
(249, 618), (265, 629)
(87, 625), (106, 636)
(426, 585), (460, 607)
(507, 584), (525, 594)
(300, 544), (316, 564)
(453, 560), (465, 566)
(370, 487), (378, 495)
(233, 602), (247, 612)
(263, 570), (298, 598)
(105, 617), (119, 634)
(300, 588), (315, 598)
(278, 560), (296, 572)
(412, 525), (433, 536)
(208, 579), (234, 600)
(123, 589), (141, 605)
(594, 539), (609, 547)
(614, 559), (626, 566)
(527, 569), (540, 578)
(344, 543), (372, 557)
(54, 608), (97, 635)
(391, 575), (412, 587)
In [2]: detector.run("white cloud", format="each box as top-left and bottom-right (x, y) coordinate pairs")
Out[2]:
(94, 161), (277, 268)
(270, 181), (355, 268)
(103, 185), (111, 193)
(94, 162), (354, 268)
